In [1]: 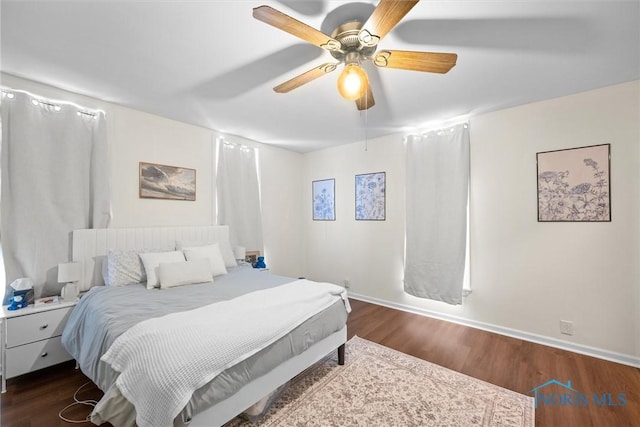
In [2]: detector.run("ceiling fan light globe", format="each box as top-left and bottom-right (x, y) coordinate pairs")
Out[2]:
(337, 64), (368, 101)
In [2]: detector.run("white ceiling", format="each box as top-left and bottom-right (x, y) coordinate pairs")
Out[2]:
(1, 1), (638, 152)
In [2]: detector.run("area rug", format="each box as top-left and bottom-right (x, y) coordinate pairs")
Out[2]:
(226, 336), (535, 426)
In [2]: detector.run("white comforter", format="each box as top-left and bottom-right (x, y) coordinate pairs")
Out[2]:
(101, 279), (350, 427)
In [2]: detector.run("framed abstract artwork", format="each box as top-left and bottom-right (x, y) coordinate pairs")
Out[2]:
(312, 178), (335, 221)
(139, 162), (196, 201)
(536, 144), (610, 222)
(355, 172), (386, 221)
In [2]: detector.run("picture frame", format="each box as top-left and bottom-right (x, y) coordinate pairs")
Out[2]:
(355, 172), (386, 221)
(245, 251), (260, 265)
(139, 162), (196, 201)
(312, 178), (336, 221)
(536, 144), (610, 222)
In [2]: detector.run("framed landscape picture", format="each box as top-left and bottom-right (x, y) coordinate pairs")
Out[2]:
(312, 178), (335, 221)
(245, 251), (260, 265)
(536, 144), (610, 222)
(139, 162), (196, 201)
(355, 172), (386, 220)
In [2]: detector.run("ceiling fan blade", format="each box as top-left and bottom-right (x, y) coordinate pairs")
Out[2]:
(373, 50), (457, 73)
(359, 0), (419, 47)
(253, 5), (343, 52)
(355, 84), (375, 110)
(274, 63), (338, 93)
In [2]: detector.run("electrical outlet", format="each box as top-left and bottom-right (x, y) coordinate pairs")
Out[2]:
(343, 279), (350, 289)
(560, 320), (573, 336)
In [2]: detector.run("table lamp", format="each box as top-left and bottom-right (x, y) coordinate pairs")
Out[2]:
(233, 246), (246, 262)
(58, 262), (81, 300)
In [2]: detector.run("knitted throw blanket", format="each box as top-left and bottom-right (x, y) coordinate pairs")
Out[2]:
(101, 280), (350, 427)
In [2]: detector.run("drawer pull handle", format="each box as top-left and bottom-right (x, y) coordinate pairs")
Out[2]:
(40, 324), (49, 330)
(41, 352), (48, 358)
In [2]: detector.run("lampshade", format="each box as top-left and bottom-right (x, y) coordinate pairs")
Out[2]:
(233, 246), (246, 261)
(337, 63), (369, 101)
(58, 262), (81, 283)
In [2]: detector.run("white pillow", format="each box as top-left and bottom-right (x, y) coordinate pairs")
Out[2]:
(140, 250), (186, 289)
(217, 239), (238, 268)
(176, 238), (237, 268)
(182, 243), (228, 277)
(158, 259), (212, 289)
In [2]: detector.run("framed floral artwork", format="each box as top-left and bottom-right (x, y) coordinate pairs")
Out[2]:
(536, 144), (610, 222)
(355, 172), (386, 221)
(312, 178), (335, 221)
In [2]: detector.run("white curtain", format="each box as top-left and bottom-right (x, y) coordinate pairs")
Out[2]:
(1, 91), (111, 302)
(216, 139), (263, 252)
(404, 123), (470, 305)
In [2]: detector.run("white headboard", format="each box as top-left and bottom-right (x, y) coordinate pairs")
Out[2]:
(72, 225), (230, 291)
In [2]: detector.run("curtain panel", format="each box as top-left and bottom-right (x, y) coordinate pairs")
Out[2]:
(1, 91), (111, 302)
(404, 123), (470, 305)
(216, 140), (263, 253)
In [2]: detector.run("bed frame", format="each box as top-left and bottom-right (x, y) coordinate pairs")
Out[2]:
(71, 225), (346, 426)
(184, 327), (346, 426)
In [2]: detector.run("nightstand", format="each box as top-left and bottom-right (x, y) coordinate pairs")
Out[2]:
(0, 299), (76, 393)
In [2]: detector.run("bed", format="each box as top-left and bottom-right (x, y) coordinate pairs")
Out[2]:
(61, 225), (349, 427)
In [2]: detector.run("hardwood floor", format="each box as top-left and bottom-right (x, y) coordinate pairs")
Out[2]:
(347, 299), (640, 427)
(1, 360), (107, 426)
(1, 299), (639, 426)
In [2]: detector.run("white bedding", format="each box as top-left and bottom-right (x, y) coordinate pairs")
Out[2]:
(101, 279), (350, 427)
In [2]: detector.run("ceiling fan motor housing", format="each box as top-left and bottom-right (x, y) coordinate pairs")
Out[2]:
(330, 21), (377, 63)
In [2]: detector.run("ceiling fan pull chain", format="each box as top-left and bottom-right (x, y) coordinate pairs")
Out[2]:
(363, 92), (369, 152)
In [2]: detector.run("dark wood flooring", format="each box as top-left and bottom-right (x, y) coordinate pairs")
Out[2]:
(2, 299), (639, 426)
(347, 299), (640, 427)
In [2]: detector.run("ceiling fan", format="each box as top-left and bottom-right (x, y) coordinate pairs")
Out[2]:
(253, 0), (458, 110)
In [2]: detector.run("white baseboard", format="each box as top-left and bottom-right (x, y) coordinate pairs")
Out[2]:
(348, 292), (640, 368)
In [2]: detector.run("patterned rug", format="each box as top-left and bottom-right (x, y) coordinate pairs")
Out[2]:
(226, 336), (535, 426)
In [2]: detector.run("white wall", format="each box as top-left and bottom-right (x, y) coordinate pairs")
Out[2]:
(302, 80), (640, 362)
(303, 136), (406, 298)
(1, 73), (305, 277)
(2, 73), (214, 227)
(108, 108), (214, 227)
(4, 73), (637, 362)
(470, 80), (639, 359)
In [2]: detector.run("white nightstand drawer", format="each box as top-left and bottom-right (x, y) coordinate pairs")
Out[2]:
(5, 336), (72, 378)
(5, 307), (72, 348)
